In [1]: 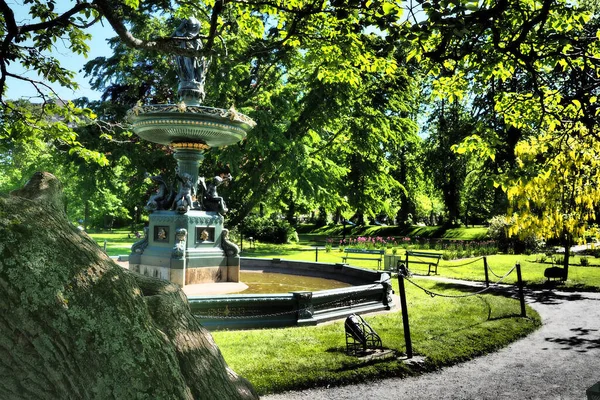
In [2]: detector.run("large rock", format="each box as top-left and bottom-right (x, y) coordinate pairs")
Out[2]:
(0, 172), (258, 399)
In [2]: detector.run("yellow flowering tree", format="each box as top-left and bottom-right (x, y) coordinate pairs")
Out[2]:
(505, 126), (600, 279)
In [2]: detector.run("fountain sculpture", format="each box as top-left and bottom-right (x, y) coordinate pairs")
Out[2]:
(128, 17), (255, 286)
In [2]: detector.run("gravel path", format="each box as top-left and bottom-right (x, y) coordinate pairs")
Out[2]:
(263, 286), (600, 400)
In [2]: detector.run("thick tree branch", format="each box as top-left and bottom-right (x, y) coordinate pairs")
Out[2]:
(17, 3), (96, 34)
(0, 0), (18, 34)
(204, 0), (226, 53)
(93, 0), (212, 57)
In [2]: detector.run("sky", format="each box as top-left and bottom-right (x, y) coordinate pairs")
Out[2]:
(4, 2), (422, 103)
(5, 2), (115, 102)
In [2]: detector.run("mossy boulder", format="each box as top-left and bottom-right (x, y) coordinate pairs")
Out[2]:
(0, 172), (257, 399)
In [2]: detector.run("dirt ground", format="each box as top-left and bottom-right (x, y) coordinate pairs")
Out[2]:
(263, 284), (600, 400)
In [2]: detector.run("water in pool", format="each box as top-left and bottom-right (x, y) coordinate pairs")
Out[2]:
(235, 271), (351, 294)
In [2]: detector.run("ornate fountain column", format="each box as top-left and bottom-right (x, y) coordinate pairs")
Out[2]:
(127, 17), (254, 287)
(172, 143), (208, 185)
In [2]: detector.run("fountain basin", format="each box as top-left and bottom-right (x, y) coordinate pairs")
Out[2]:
(188, 258), (394, 330)
(129, 104), (255, 147)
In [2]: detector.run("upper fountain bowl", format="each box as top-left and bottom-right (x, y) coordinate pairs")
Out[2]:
(128, 103), (256, 147)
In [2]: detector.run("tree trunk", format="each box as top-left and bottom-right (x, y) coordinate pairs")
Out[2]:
(562, 234), (571, 281)
(1, 172), (258, 400)
(84, 199), (90, 231)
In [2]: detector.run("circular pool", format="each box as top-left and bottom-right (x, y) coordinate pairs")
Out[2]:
(187, 257), (394, 330)
(234, 271), (351, 294)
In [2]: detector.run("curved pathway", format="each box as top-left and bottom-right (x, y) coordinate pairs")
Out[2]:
(263, 286), (600, 400)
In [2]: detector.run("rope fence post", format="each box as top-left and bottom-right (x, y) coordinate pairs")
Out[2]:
(483, 256), (489, 287)
(516, 262), (526, 317)
(397, 263), (413, 359)
(315, 246), (319, 262)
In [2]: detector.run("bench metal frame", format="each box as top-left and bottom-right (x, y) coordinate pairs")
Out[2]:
(342, 248), (385, 269)
(404, 251), (442, 275)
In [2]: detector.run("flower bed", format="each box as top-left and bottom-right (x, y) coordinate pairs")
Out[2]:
(326, 236), (498, 260)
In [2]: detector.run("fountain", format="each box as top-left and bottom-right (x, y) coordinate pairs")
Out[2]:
(128, 17), (255, 287)
(126, 18), (394, 328)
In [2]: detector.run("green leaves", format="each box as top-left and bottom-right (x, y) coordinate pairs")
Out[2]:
(506, 129), (600, 241)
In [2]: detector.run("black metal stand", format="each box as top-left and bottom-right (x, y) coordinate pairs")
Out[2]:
(397, 262), (413, 359)
(483, 256), (489, 287)
(516, 262), (526, 317)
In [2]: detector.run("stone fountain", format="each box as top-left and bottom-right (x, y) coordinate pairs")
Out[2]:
(127, 17), (255, 287)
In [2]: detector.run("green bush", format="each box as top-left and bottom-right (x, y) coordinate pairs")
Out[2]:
(580, 256), (590, 266)
(442, 250), (457, 260)
(241, 215), (298, 244)
(553, 255), (565, 265)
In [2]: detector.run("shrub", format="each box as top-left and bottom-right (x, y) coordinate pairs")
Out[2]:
(315, 206), (328, 227)
(553, 255), (565, 265)
(580, 256), (590, 266)
(487, 216), (540, 254)
(241, 215), (298, 244)
(442, 250), (457, 260)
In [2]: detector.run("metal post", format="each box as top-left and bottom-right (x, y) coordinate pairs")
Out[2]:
(103, 240), (107, 253)
(483, 256), (489, 287)
(315, 246), (319, 262)
(516, 262), (526, 317)
(397, 263), (413, 359)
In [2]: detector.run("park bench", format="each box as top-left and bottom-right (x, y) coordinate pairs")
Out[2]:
(342, 248), (385, 269)
(404, 251), (443, 275)
(544, 266), (565, 281)
(344, 314), (382, 355)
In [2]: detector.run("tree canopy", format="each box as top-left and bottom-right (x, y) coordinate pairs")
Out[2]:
(2, 0), (600, 258)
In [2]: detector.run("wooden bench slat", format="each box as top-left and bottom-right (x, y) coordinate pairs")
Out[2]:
(405, 251), (442, 275)
(342, 248), (384, 269)
(406, 251), (442, 258)
(344, 249), (385, 254)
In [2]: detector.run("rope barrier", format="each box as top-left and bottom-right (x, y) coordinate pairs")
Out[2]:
(441, 256), (484, 268)
(486, 264), (505, 279)
(401, 265), (517, 299)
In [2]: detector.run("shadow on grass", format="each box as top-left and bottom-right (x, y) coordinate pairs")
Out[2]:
(526, 281), (600, 294)
(326, 347), (402, 372)
(410, 290), (529, 339)
(422, 279), (600, 307)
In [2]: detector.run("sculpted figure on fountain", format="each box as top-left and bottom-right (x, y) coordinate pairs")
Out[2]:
(172, 17), (210, 104)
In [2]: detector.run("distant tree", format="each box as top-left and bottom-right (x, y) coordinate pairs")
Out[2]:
(424, 100), (475, 226)
(406, 0), (600, 244)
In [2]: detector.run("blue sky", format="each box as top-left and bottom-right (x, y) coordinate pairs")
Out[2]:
(6, 2), (114, 101)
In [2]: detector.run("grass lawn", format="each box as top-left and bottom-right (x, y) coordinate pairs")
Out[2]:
(87, 230), (600, 290)
(428, 253), (600, 291)
(240, 245), (600, 291)
(87, 229), (138, 256)
(87, 230), (551, 395)
(213, 277), (540, 395)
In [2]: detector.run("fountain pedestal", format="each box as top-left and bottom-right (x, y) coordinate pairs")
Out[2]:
(127, 104), (254, 287)
(129, 210), (240, 286)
